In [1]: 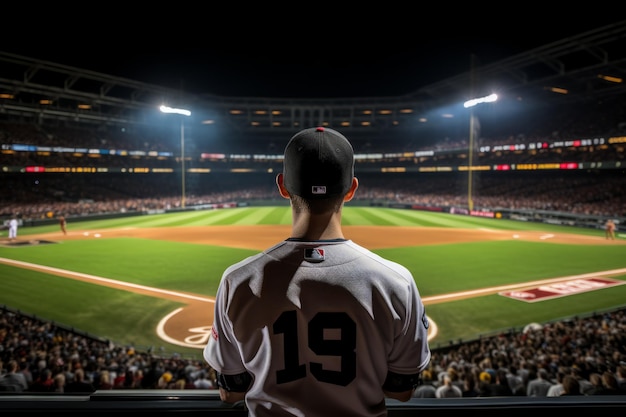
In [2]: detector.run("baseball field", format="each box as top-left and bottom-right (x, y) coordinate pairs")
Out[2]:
(1, 206), (625, 360)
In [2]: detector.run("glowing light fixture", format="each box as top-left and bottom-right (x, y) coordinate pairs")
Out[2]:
(464, 93), (498, 108)
(159, 105), (191, 208)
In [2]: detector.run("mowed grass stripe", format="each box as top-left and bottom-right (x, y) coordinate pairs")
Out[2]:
(245, 207), (291, 224)
(256, 206), (291, 225)
(401, 210), (496, 228)
(344, 207), (404, 226)
(342, 208), (488, 228)
(227, 207), (279, 225)
(341, 206), (372, 226)
(375, 209), (450, 227)
(353, 208), (418, 226)
(170, 210), (237, 226)
(197, 207), (256, 225)
(134, 211), (211, 227)
(374, 209), (442, 227)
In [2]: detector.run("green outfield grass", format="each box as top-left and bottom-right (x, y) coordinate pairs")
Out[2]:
(1, 206), (625, 358)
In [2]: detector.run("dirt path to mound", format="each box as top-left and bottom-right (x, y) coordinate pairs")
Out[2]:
(21, 224), (612, 250)
(2, 225), (622, 350)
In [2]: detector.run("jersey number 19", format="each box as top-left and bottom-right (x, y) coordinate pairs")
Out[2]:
(273, 310), (356, 386)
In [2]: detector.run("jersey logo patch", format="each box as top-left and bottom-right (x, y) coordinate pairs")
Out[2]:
(304, 248), (325, 262)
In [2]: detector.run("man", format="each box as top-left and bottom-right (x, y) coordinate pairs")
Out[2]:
(526, 368), (553, 397)
(8, 215), (18, 240)
(59, 215), (67, 235)
(0, 360), (29, 391)
(605, 219), (616, 240)
(204, 126), (431, 417)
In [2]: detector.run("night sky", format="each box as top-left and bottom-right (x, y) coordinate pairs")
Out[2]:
(1, 9), (621, 98)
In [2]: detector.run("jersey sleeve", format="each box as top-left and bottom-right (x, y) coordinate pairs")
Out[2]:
(203, 279), (248, 376)
(386, 273), (431, 376)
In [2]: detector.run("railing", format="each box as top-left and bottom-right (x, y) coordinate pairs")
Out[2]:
(1, 391), (625, 416)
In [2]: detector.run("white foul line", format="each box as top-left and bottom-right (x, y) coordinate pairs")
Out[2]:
(0, 257), (213, 303)
(423, 268), (626, 303)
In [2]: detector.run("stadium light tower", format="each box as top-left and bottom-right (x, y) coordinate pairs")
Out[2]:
(463, 93), (497, 211)
(159, 105), (191, 209)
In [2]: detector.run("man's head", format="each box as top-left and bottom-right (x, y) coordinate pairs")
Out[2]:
(281, 126), (355, 200)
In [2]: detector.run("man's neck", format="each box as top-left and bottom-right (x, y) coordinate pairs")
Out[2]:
(290, 210), (344, 240)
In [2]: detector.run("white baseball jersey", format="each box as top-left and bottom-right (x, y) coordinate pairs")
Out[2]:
(204, 238), (431, 417)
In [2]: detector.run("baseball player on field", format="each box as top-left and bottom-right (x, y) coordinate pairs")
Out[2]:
(204, 126), (431, 417)
(8, 215), (18, 240)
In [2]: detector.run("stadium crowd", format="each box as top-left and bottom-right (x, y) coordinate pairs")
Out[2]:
(418, 307), (626, 397)
(1, 306), (625, 396)
(1, 96), (625, 222)
(1, 171), (625, 222)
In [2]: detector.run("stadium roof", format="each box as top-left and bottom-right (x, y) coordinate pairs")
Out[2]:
(1, 19), (625, 136)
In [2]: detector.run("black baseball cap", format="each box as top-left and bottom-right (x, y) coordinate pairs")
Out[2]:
(283, 126), (355, 199)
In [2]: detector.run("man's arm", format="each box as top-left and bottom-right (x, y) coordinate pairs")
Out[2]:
(216, 371), (253, 404)
(383, 388), (414, 402)
(382, 370), (420, 402)
(218, 387), (246, 404)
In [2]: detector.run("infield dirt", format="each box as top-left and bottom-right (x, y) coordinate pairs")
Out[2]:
(17, 224), (616, 250)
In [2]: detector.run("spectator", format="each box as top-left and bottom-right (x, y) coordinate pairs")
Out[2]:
(64, 368), (95, 393)
(481, 369), (514, 397)
(157, 371), (174, 389)
(28, 368), (54, 392)
(571, 367), (593, 395)
(615, 365), (626, 391)
(435, 374), (463, 398)
(446, 367), (464, 392)
(461, 373), (481, 397)
(52, 373), (66, 393)
(0, 360), (29, 392)
(561, 375), (582, 396)
(526, 368), (553, 397)
(412, 370), (437, 398)
(95, 370), (114, 390)
(592, 371), (623, 395)
(116, 369), (139, 389)
(587, 373), (604, 395)
(547, 369), (567, 397)
(18, 361), (33, 388)
(477, 371), (492, 396)
(506, 364), (525, 396)
(193, 371), (215, 389)
(141, 360), (164, 389)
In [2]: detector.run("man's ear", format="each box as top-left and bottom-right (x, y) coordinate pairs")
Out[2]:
(276, 173), (290, 199)
(343, 177), (359, 202)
